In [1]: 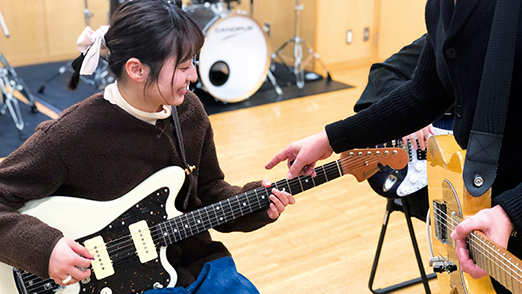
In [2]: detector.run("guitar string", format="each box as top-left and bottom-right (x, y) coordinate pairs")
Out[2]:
(432, 208), (522, 290)
(432, 207), (522, 281)
(85, 150), (394, 252)
(88, 148), (402, 264)
(100, 153), (394, 262)
(433, 207), (522, 284)
(433, 209), (522, 290)
(22, 148), (405, 292)
(20, 157), (357, 292)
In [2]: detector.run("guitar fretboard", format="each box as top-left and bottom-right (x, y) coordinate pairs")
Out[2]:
(156, 160), (343, 246)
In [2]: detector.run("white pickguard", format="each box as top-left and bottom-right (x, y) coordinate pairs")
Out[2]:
(396, 127), (453, 196)
(0, 166), (186, 294)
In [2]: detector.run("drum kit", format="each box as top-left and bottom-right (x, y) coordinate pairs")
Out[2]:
(183, 0), (331, 103)
(184, 0), (280, 103)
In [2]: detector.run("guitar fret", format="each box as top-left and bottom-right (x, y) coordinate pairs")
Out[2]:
(236, 194), (245, 216)
(335, 160), (343, 177)
(161, 222), (171, 246)
(226, 197), (236, 220)
(300, 175), (315, 191)
(285, 178), (293, 195)
(203, 206), (212, 228)
(290, 178), (302, 194)
(167, 219), (177, 243)
(322, 165), (329, 182)
(191, 211), (202, 234)
(213, 203), (226, 225)
(244, 192), (253, 214)
(254, 188), (262, 210)
(207, 204), (217, 227)
(176, 217), (187, 239)
(250, 190), (263, 210)
(297, 176), (304, 192)
(174, 217), (185, 240)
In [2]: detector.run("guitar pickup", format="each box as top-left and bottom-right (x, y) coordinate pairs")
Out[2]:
(84, 236), (115, 280)
(129, 220), (158, 263)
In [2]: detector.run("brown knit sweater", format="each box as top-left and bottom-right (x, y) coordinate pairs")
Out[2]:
(0, 91), (274, 286)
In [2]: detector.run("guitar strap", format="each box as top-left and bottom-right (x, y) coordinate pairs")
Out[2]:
(172, 106), (195, 210)
(463, 0), (521, 197)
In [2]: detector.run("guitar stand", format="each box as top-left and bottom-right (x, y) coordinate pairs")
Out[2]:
(368, 196), (436, 294)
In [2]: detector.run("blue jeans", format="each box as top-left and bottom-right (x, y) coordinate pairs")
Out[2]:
(143, 257), (259, 294)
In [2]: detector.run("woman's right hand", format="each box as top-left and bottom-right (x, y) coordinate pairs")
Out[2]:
(48, 237), (93, 286)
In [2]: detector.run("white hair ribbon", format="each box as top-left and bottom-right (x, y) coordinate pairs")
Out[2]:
(76, 25), (110, 75)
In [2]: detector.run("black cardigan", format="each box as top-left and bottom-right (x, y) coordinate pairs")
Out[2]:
(326, 0), (522, 234)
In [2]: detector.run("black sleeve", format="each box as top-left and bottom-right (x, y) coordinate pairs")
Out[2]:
(355, 34), (426, 112)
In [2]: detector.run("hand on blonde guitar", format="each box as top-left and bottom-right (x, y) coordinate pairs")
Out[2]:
(48, 237), (93, 286)
(450, 205), (514, 279)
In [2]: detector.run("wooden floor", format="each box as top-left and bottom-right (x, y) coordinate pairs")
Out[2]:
(208, 64), (442, 294)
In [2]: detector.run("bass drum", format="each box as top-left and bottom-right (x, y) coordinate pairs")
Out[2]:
(187, 6), (270, 103)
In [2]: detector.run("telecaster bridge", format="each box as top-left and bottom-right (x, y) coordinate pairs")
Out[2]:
(430, 256), (457, 273)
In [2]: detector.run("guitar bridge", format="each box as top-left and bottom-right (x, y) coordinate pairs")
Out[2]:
(429, 256), (457, 273)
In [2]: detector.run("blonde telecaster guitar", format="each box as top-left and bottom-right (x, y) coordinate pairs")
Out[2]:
(0, 147), (408, 294)
(427, 135), (522, 294)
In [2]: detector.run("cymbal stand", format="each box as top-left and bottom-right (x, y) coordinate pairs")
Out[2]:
(1, 67), (25, 136)
(272, 0), (331, 89)
(0, 10), (38, 114)
(38, 0), (113, 94)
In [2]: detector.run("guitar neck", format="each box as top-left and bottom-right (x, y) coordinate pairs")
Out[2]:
(433, 202), (522, 292)
(468, 231), (522, 292)
(156, 161), (343, 246)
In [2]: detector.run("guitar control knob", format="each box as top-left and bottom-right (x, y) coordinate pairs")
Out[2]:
(415, 162), (424, 171)
(409, 175), (418, 183)
(100, 287), (113, 294)
(153, 282), (164, 289)
(401, 186), (409, 195)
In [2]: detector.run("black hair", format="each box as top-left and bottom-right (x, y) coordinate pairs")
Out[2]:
(69, 0), (204, 91)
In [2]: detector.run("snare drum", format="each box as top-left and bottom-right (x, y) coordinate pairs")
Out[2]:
(186, 6), (270, 103)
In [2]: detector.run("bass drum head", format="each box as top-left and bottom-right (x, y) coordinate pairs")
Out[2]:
(198, 14), (270, 103)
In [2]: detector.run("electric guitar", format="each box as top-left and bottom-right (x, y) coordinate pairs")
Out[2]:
(427, 135), (522, 293)
(0, 147), (408, 294)
(368, 127), (452, 198)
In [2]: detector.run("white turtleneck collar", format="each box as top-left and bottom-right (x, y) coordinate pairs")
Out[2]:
(103, 82), (172, 125)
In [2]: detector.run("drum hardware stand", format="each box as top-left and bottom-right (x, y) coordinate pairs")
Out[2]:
(0, 9), (41, 137)
(271, 0), (331, 89)
(0, 10), (38, 114)
(0, 67), (25, 136)
(38, 0), (113, 94)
